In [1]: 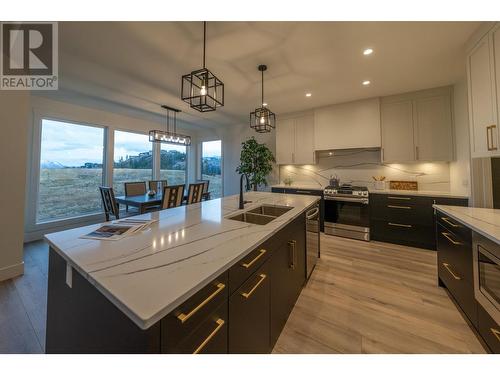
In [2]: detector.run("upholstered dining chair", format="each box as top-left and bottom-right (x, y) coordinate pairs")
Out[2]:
(148, 180), (168, 193)
(99, 186), (120, 221)
(187, 182), (205, 204)
(161, 185), (185, 209)
(196, 179), (211, 201)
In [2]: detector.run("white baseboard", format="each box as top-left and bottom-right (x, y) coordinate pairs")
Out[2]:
(0, 262), (24, 281)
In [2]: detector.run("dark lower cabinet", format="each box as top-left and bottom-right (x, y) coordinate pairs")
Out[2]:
(229, 262), (271, 353)
(477, 304), (500, 353)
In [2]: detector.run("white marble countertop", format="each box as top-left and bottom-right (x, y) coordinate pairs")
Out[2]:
(44, 192), (319, 330)
(369, 189), (469, 199)
(271, 184), (324, 191)
(433, 205), (500, 245)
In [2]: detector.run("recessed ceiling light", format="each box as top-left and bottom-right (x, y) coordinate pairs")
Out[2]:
(362, 80), (371, 86)
(363, 48), (373, 55)
(305, 93), (312, 97)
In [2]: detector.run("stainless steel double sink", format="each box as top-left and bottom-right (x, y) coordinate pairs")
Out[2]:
(227, 204), (293, 225)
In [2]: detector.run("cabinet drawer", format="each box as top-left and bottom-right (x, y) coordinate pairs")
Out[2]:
(229, 242), (272, 294)
(371, 219), (434, 249)
(478, 304), (500, 353)
(167, 302), (228, 354)
(436, 211), (471, 243)
(162, 271), (228, 350)
(436, 223), (473, 284)
(437, 257), (477, 325)
(229, 262), (271, 353)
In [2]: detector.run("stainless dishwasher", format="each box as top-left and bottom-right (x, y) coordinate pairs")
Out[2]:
(306, 203), (320, 279)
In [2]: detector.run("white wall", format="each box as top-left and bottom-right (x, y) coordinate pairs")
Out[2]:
(449, 76), (472, 197)
(0, 91), (30, 281)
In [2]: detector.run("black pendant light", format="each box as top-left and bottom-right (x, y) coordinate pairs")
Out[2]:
(149, 105), (192, 146)
(250, 64), (276, 133)
(181, 21), (224, 112)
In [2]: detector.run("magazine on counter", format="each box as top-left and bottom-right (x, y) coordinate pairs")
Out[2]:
(80, 218), (158, 241)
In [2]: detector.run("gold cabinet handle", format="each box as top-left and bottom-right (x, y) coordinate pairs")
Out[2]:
(177, 282), (225, 323)
(388, 196), (411, 200)
(388, 222), (412, 228)
(441, 217), (459, 228)
(387, 205), (412, 210)
(288, 240), (297, 269)
(441, 232), (461, 245)
(415, 145), (419, 160)
(193, 318), (225, 354)
(241, 249), (266, 269)
(442, 262), (461, 280)
(491, 125), (498, 151)
(487, 125), (491, 151)
(491, 328), (500, 342)
(241, 274), (267, 299)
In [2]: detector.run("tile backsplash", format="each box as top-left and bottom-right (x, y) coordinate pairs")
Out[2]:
(279, 149), (450, 191)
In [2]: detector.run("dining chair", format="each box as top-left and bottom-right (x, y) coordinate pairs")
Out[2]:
(187, 182), (205, 204)
(196, 179), (211, 201)
(99, 186), (120, 221)
(148, 180), (168, 193)
(124, 181), (147, 196)
(161, 185), (185, 209)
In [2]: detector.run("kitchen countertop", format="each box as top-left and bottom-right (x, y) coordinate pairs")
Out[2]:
(271, 184), (324, 191)
(368, 189), (469, 199)
(433, 205), (500, 245)
(44, 192), (319, 330)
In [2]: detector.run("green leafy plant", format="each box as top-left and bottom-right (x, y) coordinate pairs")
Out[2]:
(236, 137), (275, 191)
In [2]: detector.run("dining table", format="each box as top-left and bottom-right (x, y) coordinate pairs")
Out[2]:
(115, 193), (164, 214)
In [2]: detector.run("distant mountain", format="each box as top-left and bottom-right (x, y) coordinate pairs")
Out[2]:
(41, 160), (66, 169)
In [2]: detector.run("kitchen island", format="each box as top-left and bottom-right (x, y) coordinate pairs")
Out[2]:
(44, 192), (319, 353)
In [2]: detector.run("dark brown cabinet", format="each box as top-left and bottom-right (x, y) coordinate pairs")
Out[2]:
(229, 262), (271, 353)
(477, 304), (500, 353)
(370, 193), (468, 250)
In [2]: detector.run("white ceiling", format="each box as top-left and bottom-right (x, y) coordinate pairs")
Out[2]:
(51, 21), (481, 130)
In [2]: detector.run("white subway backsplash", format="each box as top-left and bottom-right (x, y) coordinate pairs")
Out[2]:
(278, 149), (450, 191)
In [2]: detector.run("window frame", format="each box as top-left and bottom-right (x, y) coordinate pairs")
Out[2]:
(199, 139), (223, 198)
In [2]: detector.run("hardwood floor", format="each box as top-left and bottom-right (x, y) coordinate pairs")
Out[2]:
(0, 235), (485, 353)
(273, 234), (485, 354)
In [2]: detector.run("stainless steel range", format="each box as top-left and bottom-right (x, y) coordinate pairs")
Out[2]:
(323, 184), (370, 241)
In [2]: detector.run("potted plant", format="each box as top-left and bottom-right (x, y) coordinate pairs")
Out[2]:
(236, 137), (275, 191)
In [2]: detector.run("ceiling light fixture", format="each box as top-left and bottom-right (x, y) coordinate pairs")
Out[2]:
(363, 48), (373, 55)
(149, 105), (192, 146)
(250, 64), (276, 133)
(362, 80), (371, 86)
(306, 93), (312, 97)
(181, 21), (224, 112)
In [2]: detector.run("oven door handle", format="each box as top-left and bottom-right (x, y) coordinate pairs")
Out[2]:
(306, 207), (320, 220)
(325, 196), (369, 204)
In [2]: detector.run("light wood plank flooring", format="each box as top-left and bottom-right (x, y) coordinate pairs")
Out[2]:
(273, 234), (485, 353)
(0, 236), (486, 353)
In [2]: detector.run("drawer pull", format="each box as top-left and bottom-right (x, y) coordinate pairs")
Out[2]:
(491, 328), (500, 342)
(241, 249), (267, 269)
(441, 232), (461, 245)
(288, 240), (297, 269)
(296, 190), (313, 194)
(442, 263), (461, 280)
(193, 318), (225, 354)
(388, 222), (412, 228)
(441, 217), (459, 228)
(387, 205), (412, 210)
(388, 196), (411, 200)
(177, 282), (226, 323)
(241, 274), (267, 299)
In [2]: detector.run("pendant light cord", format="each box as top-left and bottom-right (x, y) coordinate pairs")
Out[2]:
(202, 21), (206, 68)
(261, 68), (264, 106)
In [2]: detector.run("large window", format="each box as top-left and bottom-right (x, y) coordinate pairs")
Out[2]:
(160, 144), (187, 185)
(37, 119), (104, 223)
(201, 140), (222, 198)
(113, 130), (153, 196)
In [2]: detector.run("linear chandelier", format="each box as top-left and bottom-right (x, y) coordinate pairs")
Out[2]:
(181, 21), (224, 112)
(149, 105), (192, 146)
(250, 64), (275, 133)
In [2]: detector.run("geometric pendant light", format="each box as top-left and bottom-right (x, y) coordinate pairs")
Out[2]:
(250, 64), (276, 133)
(181, 21), (224, 112)
(149, 105), (192, 146)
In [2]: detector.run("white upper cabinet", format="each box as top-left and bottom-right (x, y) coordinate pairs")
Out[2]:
(314, 98), (381, 150)
(380, 86), (454, 163)
(275, 112), (315, 165)
(380, 99), (415, 162)
(467, 30), (498, 157)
